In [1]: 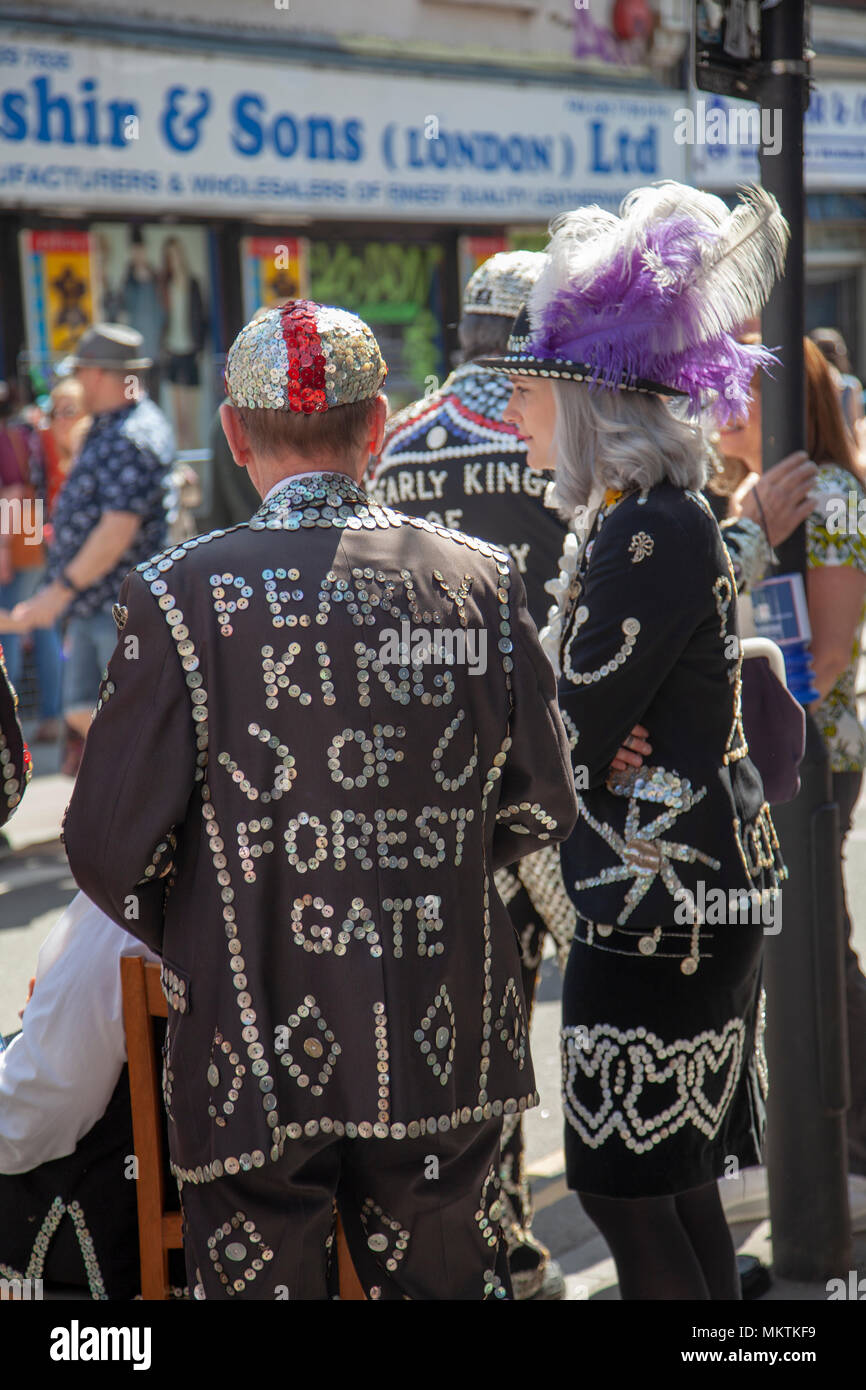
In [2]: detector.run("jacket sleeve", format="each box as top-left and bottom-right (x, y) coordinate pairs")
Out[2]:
(62, 568), (197, 953)
(721, 516), (773, 595)
(492, 560), (578, 871)
(557, 505), (710, 789)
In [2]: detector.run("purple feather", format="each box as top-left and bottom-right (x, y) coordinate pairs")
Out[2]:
(529, 206), (783, 421)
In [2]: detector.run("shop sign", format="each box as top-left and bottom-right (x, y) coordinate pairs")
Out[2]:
(0, 35), (686, 220)
(689, 84), (866, 190)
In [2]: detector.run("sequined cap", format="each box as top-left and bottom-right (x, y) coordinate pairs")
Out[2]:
(225, 300), (387, 414)
(463, 251), (547, 319)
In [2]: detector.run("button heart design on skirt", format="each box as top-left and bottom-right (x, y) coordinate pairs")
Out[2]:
(561, 1019), (745, 1152)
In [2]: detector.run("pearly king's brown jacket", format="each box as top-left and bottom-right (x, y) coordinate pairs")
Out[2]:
(63, 472), (577, 1189)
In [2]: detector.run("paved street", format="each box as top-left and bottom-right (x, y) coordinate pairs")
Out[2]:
(2, 718), (866, 1299)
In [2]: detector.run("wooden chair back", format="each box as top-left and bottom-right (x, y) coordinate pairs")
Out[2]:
(120, 955), (184, 1300)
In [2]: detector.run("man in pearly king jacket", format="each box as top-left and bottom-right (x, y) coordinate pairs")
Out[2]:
(62, 301), (578, 1301)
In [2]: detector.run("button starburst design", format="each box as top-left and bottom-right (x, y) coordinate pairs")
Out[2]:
(571, 784), (721, 926)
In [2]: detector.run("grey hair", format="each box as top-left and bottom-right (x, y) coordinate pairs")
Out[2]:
(549, 380), (712, 520)
(458, 313), (514, 362)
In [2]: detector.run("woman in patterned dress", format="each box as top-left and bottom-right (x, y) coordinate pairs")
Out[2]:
(722, 336), (866, 1181)
(482, 182), (789, 1299)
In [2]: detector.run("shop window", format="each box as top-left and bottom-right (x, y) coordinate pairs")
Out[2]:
(91, 222), (217, 453)
(309, 240), (446, 410)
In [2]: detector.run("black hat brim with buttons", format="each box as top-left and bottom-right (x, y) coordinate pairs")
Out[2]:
(477, 306), (687, 399)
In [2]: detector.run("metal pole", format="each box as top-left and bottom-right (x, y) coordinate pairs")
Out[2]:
(759, 0), (852, 1281)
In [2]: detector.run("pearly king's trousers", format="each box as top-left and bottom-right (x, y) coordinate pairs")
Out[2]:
(179, 1117), (511, 1300)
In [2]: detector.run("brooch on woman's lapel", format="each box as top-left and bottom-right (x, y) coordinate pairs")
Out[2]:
(628, 531), (654, 564)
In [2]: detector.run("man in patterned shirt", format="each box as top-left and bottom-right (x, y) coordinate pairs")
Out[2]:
(0, 325), (174, 758)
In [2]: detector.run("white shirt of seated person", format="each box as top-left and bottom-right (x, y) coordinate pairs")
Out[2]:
(0, 891), (158, 1175)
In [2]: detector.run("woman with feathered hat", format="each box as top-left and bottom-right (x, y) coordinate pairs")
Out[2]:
(482, 181), (789, 1300)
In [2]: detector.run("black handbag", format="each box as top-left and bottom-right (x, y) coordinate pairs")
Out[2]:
(740, 648), (806, 804)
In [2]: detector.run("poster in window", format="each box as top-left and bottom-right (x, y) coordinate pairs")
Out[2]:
(241, 237), (310, 320)
(19, 230), (97, 392)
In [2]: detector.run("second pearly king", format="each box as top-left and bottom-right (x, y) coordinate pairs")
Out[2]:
(62, 299), (578, 1300)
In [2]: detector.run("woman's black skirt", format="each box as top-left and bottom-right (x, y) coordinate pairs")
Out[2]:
(561, 913), (766, 1198)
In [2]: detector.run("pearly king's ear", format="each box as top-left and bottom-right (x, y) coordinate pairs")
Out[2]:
(366, 393), (389, 459)
(219, 401), (253, 470)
